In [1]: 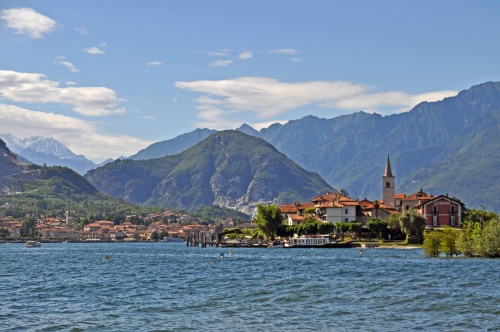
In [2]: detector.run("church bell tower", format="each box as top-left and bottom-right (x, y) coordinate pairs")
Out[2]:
(383, 155), (395, 208)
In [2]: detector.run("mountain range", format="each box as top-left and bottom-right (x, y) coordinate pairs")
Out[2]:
(85, 130), (334, 214)
(2, 81), (499, 213)
(121, 82), (500, 212)
(0, 134), (111, 175)
(0, 138), (99, 198)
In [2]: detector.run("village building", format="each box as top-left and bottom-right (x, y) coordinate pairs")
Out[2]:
(313, 193), (360, 224)
(280, 155), (466, 228)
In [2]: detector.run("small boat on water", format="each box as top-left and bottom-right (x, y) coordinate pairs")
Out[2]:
(25, 241), (41, 247)
(267, 241), (283, 248)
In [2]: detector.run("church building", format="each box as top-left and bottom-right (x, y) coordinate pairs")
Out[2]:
(380, 155), (465, 228)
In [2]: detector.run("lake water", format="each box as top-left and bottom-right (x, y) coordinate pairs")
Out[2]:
(1, 242), (499, 331)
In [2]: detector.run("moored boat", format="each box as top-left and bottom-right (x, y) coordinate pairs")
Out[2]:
(284, 235), (330, 248)
(25, 241), (41, 247)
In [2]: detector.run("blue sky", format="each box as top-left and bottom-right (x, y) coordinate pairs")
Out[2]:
(1, 1), (499, 161)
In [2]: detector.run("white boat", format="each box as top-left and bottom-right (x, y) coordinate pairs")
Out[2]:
(25, 241), (41, 247)
(284, 235), (331, 247)
(267, 241), (283, 248)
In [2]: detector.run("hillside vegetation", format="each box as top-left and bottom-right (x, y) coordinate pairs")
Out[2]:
(86, 131), (334, 213)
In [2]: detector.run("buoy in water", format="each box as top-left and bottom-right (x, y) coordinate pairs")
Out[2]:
(229, 250), (233, 255)
(220, 253), (224, 258)
(359, 250), (363, 255)
(105, 255), (110, 260)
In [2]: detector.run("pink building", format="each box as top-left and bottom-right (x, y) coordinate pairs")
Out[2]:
(416, 195), (465, 227)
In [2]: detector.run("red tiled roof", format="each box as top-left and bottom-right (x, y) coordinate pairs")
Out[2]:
(402, 190), (434, 201)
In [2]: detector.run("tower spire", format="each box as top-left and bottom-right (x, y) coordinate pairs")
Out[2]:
(384, 154), (393, 177)
(382, 154), (395, 208)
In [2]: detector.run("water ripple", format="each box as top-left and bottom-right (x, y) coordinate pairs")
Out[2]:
(1, 243), (499, 331)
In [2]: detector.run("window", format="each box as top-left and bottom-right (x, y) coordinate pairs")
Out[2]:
(450, 216), (456, 226)
(432, 216), (438, 226)
(433, 206), (438, 215)
(345, 208), (348, 214)
(345, 218), (348, 222)
(451, 206), (455, 214)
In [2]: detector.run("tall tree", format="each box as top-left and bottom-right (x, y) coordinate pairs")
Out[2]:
(456, 221), (480, 257)
(399, 208), (426, 237)
(253, 204), (284, 240)
(367, 219), (388, 240)
(441, 227), (459, 257)
(423, 230), (442, 257)
(336, 222), (350, 240)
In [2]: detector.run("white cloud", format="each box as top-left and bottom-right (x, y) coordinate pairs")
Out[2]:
(206, 51), (230, 57)
(55, 57), (79, 73)
(238, 51), (253, 60)
(0, 70), (124, 116)
(193, 105), (240, 130)
(250, 120), (288, 130)
(0, 103), (153, 160)
(291, 57), (302, 63)
(146, 61), (162, 66)
(140, 115), (155, 120)
(210, 60), (232, 67)
(269, 48), (298, 54)
(65, 81), (77, 86)
(175, 77), (459, 123)
(76, 26), (89, 34)
(84, 47), (105, 55)
(1, 7), (56, 39)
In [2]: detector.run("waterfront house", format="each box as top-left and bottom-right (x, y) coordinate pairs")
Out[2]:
(416, 194), (465, 227)
(313, 193), (360, 224)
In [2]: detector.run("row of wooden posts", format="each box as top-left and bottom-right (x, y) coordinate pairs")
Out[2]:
(185, 230), (224, 247)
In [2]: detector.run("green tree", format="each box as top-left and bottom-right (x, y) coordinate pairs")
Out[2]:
(336, 222), (350, 240)
(387, 213), (401, 232)
(253, 204), (284, 240)
(150, 230), (159, 241)
(318, 222), (335, 235)
(441, 227), (459, 257)
(463, 208), (498, 228)
(399, 208), (426, 237)
(367, 219), (388, 240)
(0, 228), (8, 238)
(423, 230), (442, 257)
(299, 221), (318, 235)
(21, 218), (37, 238)
(456, 221), (480, 257)
(276, 224), (290, 238)
(476, 219), (500, 258)
(349, 222), (362, 240)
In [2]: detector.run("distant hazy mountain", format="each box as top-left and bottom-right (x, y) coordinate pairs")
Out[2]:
(128, 128), (217, 160)
(85, 130), (335, 214)
(0, 138), (98, 197)
(0, 134), (97, 175)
